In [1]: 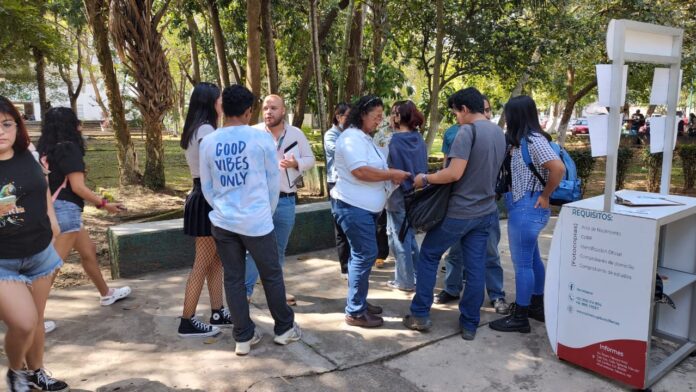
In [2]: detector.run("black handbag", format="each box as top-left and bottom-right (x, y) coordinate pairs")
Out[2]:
(398, 124), (477, 241)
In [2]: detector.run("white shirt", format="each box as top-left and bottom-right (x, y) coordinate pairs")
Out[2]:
(199, 125), (280, 237)
(330, 127), (389, 213)
(184, 124), (216, 178)
(253, 122), (315, 193)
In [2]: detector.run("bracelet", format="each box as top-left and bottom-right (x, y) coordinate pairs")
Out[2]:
(96, 198), (108, 209)
(421, 173), (429, 186)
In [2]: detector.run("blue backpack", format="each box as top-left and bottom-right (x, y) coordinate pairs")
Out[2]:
(520, 137), (581, 205)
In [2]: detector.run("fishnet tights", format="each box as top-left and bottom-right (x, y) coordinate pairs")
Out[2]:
(182, 236), (224, 317)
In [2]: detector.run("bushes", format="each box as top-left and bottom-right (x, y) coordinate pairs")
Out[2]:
(678, 144), (696, 190)
(567, 148), (595, 196)
(642, 148), (663, 192)
(616, 147), (634, 190)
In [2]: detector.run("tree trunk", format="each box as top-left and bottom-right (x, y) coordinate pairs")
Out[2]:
(83, 0), (141, 185)
(261, 0), (279, 94)
(309, 0), (326, 132)
(557, 79), (598, 146)
(370, 0), (388, 69)
(87, 61), (109, 118)
(424, 0), (444, 153)
(497, 45), (542, 128)
(247, 0), (262, 123)
(185, 14), (201, 86)
(292, 0), (349, 127)
(204, 0), (230, 87)
(548, 101), (561, 133)
(32, 46), (49, 118)
(58, 29), (84, 114)
(345, 3), (364, 101)
(337, 0), (354, 103)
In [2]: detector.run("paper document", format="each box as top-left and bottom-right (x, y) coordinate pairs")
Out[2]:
(615, 190), (683, 207)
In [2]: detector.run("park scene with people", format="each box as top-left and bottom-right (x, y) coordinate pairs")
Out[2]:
(1, 1), (696, 391)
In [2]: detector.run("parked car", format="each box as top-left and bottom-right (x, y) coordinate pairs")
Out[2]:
(571, 118), (589, 135)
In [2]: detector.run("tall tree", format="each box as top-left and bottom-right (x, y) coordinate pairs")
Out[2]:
(185, 13), (202, 85)
(309, 0), (326, 130)
(56, 28), (84, 114)
(246, 0), (262, 122)
(83, 0), (141, 185)
(202, 0), (230, 87)
(31, 46), (50, 116)
(344, 2), (364, 101)
(110, 0), (174, 190)
(261, 0), (279, 94)
(424, 0), (444, 152)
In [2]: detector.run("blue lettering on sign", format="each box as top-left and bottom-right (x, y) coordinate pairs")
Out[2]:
(214, 141), (250, 188)
(571, 208), (613, 222)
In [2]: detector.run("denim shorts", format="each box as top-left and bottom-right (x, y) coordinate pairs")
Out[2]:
(54, 199), (83, 234)
(0, 244), (63, 285)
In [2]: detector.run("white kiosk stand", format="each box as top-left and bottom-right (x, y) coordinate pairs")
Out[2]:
(545, 20), (696, 390)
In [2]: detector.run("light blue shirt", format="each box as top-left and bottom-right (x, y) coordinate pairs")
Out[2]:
(199, 125), (280, 237)
(324, 125), (341, 183)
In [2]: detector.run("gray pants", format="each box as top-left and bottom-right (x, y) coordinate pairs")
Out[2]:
(211, 225), (294, 342)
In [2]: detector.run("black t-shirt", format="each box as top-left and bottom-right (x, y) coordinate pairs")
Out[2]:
(47, 142), (86, 209)
(0, 150), (53, 258)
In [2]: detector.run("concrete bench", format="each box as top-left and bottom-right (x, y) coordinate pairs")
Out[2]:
(107, 201), (335, 278)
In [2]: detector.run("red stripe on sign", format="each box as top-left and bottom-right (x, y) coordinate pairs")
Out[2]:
(558, 339), (647, 389)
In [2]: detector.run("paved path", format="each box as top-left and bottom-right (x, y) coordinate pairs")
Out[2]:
(2, 218), (694, 391)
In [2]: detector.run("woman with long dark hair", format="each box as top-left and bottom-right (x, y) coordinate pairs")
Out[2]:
(0, 96), (68, 391)
(178, 82), (230, 337)
(489, 95), (564, 333)
(324, 102), (351, 278)
(37, 107), (131, 308)
(385, 101), (427, 292)
(331, 95), (410, 328)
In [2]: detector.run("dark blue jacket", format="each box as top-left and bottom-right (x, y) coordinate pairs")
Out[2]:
(386, 131), (428, 211)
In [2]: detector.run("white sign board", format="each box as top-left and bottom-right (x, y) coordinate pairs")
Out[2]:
(549, 207), (657, 389)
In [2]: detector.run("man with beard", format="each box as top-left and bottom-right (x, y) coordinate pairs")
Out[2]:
(245, 95), (316, 305)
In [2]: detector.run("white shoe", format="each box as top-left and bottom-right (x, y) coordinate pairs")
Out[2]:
(100, 286), (132, 306)
(44, 320), (56, 334)
(274, 322), (302, 345)
(341, 273), (348, 281)
(235, 330), (262, 356)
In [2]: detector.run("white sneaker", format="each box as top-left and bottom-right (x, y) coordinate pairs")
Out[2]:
(235, 330), (262, 356)
(44, 320), (56, 334)
(100, 286), (132, 306)
(274, 322), (302, 345)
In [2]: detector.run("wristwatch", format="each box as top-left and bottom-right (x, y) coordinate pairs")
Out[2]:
(421, 173), (429, 187)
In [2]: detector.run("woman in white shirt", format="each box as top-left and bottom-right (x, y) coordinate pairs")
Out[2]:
(330, 95), (410, 328)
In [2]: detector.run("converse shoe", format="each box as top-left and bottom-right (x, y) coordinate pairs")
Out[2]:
(6, 369), (31, 392)
(274, 322), (302, 345)
(210, 307), (233, 327)
(235, 330), (262, 356)
(100, 286), (132, 306)
(28, 368), (69, 392)
(44, 320), (56, 334)
(177, 316), (221, 338)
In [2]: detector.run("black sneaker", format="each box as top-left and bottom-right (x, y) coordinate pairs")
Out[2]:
(6, 369), (31, 392)
(178, 316), (221, 338)
(28, 368), (69, 392)
(433, 290), (459, 304)
(210, 307), (233, 327)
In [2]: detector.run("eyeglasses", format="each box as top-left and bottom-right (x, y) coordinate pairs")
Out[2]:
(0, 121), (17, 130)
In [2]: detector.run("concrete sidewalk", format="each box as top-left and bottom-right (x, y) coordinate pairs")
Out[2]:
(3, 218), (694, 391)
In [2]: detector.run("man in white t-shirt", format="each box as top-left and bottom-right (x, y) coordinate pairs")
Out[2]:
(245, 95), (316, 304)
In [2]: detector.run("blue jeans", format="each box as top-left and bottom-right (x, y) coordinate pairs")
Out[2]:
(410, 212), (496, 332)
(444, 210), (505, 301)
(386, 209), (417, 289)
(332, 199), (379, 316)
(245, 195), (296, 296)
(505, 192), (550, 306)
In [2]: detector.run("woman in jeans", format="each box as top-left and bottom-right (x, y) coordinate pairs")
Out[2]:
(489, 95), (564, 333)
(0, 96), (69, 391)
(37, 107), (131, 308)
(324, 103), (352, 279)
(331, 95), (410, 328)
(177, 82), (232, 337)
(385, 101), (427, 292)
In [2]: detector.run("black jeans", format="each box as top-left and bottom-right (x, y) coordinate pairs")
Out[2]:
(328, 183), (350, 273)
(211, 225), (294, 342)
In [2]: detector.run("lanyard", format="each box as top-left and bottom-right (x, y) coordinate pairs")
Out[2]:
(273, 126), (287, 152)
